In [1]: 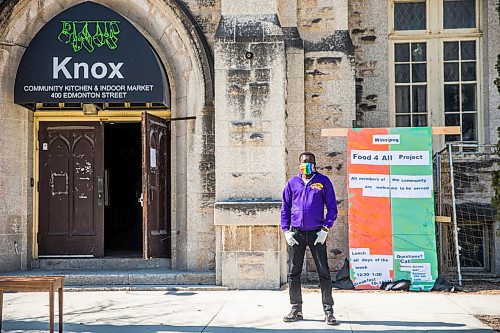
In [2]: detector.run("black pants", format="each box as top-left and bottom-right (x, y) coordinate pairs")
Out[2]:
(288, 229), (334, 313)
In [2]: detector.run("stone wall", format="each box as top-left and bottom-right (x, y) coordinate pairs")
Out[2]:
(214, 0), (288, 288)
(180, 0), (221, 50)
(452, 152), (500, 276)
(0, 1), (33, 270)
(348, 0), (389, 129)
(0, 102), (32, 271)
(487, 0), (500, 144)
(296, 0), (356, 281)
(284, 28), (305, 179)
(214, 202), (286, 288)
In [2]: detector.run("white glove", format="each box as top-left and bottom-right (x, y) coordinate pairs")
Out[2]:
(284, 231), (299, 246)
(314, 229), (328, 245)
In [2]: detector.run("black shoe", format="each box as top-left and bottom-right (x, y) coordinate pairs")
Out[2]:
(325, 311), (338, 325)
(283, 309), (303, 322)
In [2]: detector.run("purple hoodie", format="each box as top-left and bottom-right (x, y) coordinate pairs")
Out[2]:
(281, 172), (338, 232)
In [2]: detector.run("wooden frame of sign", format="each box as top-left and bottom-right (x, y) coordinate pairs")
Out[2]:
(321, 126), (461, 137)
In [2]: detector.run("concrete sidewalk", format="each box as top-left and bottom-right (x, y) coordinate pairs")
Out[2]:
(1, 288), (499, 332)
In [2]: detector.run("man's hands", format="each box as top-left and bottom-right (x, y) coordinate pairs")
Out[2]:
(314, 229), (328, 245)
(285, 228), (328, 246)
(284, 230), (299, 246)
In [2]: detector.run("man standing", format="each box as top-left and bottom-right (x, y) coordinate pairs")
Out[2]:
(281, 152), (338, 325)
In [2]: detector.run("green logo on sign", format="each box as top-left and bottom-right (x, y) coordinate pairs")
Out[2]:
(58, 20), (120, 53)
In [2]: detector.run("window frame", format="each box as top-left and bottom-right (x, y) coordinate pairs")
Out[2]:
(458, 221), (492, 272)
(440, 0), (480, 33)
(390, 40), (430, 128)
(440, 37), (482, 143)
(389, 0), (429, 35)
(388, 0), (483, 146)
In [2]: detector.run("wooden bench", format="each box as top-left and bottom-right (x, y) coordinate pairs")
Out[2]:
(0, 276), (63, 333)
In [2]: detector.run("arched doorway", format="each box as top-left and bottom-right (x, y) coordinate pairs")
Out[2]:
(15, 2), (171, 258)
(1, 0), (214, 268)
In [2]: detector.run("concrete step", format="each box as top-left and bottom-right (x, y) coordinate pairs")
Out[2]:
(31, 258), (171, 270)
(0, 269), (216, 286)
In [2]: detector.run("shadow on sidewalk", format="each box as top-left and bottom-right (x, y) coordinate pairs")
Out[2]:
(349, 320), (465, 327)
(2, 319), (492, 333)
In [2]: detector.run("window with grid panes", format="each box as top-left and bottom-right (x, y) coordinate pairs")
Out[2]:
(394, 42), (428, 127)
(390, 0), (480, 143)
(443, 41), (478, 142)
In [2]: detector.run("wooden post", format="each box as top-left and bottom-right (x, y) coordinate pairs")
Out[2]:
(0, 290), (3, 332)
(49, 284), (54, 333)
(58, 282), (63, 333)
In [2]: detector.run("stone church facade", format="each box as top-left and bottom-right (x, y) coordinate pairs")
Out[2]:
(0, 0), (498, 288)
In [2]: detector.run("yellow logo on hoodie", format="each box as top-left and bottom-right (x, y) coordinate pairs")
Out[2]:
(310, 183), (323, 190)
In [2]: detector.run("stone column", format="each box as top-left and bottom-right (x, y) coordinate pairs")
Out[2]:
(214, 0), (288, 289)
(0, 43), (33, 271)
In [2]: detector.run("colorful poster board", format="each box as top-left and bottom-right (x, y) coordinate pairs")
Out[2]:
(347, 127), (438, 291)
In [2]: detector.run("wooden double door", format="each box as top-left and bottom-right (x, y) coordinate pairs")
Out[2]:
(38, 113), (170, 258)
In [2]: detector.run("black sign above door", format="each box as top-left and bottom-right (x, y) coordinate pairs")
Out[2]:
(14, 1), (169, 106)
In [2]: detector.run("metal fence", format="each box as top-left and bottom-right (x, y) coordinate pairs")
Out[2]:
(433, 144), (498, 285)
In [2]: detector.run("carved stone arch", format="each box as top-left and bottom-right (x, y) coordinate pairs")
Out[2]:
(100, 0), (215, 114)
(0, 0), (214, 111)
(0, 0), (215, 271)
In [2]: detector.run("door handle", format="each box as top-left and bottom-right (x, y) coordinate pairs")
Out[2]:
(97, 177), (104, 206)
(138, 192), (144, 207)
(104, 170), (109, 206)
